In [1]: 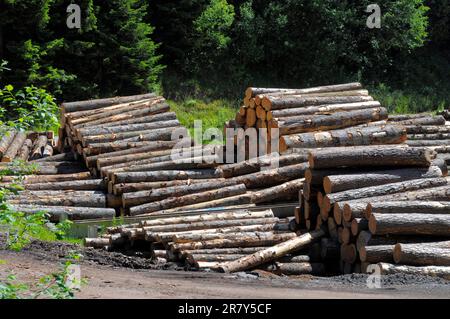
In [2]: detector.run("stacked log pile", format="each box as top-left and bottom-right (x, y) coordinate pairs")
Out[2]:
(85, 208), (334, 276)
(297, 145), (450, 278)
(0, 130), (54, 162)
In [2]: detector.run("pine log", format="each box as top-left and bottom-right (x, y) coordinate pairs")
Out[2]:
(112, 168), (220, 184)
(10, 205), (115, 221)
(62, 93), (156, 113)
(396, 115), (446, 126)
(129, 184), (247, 216)
(320, 237), (340, 260)
(309, 146), (435, 169)
(180, 247), (267, 257)
(343, 202), (369, 222)
(0, 172), (92, 184)
(375, 262), (450, 280)
(340, 243), (357, 263)
(270, 101), (381, 118)
(30, 135), (48, 160)
(170, 232), (297, 252)
(262, 262), (325, 275)
(122, 179), (238, 208)
(33, 152), (76, 162)
(112, 179), (222, 195)
(16, 139), (33, 161)
(322, 177), (448, 213)
(245, 83), (362, 98)
(406, 139), (450, 147)
(341, 227), (352, 245)
(232, 163), (308, 189)
(2, 132), (27, 162)
(393, 242), (450, 266)
(366, 201), (450, 219)
(218, 230), (325, 272)
(139, 209), (274, 227)
(78, 111), (176, 130)
(351, 218), (369, 236)
(42, 144), (53, 158)
(369, 213), (450, 236)
(359, 245), (394, 263)
(84, 140), (178, 156)
(0, 131), (16, 157)
(280, 124), (405, 152)
(7, 193), (106, 207)
(218, 153), (308, 178)
(408, 133), (450, 140)
(186, 254), (247, 263)
(323, 166), (443, 194)
(245, 108), (257, 127)
(271, 107), (387, 135)
(83, 238), (110, 248)
(263, 95), (373, 111)
(23, 179), (105, 191)
(78, 119), (180, 137)
(405, 125), (450, 135)
(171, 227), (286, 243)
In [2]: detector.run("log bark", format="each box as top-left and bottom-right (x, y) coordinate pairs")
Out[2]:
(406, 139), (450, 147)
(33, 152), (76, 162)
(2, 132), (27, 162)
(170, 232), (298, 252)
(24, 179), (105, 191)
(16, 139), (33, 161)
(129, 184), (247, 216)
(172, 228), (286, 243)
(393, 242), (450, 266)
(309, 146), (436, 169)
(261, 262), (325, 275)
(405, 125), (450, 135)
(0, 172), (92, 184)
(280, 124), (405, 152)
(30, 135), (48, 160)
(78, 119), (180, 137)
(42, 144), (53, 158)
(396, 115), (446, 126)
(359, 245), (394, 263)
(7, 193), (106, 207)
(179, 247), (267, 257)
(369, 213), (450, 236)
(322, 177), (448, 213)
(270, 101), (381, 118)
(343, 202), (369, 222)
(0, 131), (16, 157)
(271, 107), (387, 135)
(83, 238), (110, 248)
(232, 163), (308, 189)
(263, 95), (372, 111)
(375, 262), (450, 280)
(218, 153), (308, 178)
(112, 179), (222, 195)
(218, 230), (324, 272)
(112, 168), (221, 184)
(408, 133), (450, 140)
(245, 83), (362, 98)
(366, 201), (450, 219)
(10, 205), (115, 221)
(323, 166), (443, 194)
(62, 93), (156, 113)
(122, 179), (238, 208)
(84, 140), (177, 156)
(139, 209), (274, 227)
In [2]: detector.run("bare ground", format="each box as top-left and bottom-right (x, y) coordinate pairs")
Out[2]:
(0, 239), (449, 299)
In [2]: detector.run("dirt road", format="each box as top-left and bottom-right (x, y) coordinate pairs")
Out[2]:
(1, 242), (449, 299)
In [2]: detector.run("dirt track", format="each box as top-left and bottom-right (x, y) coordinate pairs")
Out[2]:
(0, 240), (449, 299)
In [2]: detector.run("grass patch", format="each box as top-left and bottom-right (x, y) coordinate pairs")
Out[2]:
(168, 99), (238, 140)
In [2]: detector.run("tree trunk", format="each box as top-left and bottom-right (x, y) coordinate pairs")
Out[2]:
(406, 140), (450, 147)
(0, 131), (16, 157)
(112, 179), (222, 195)
(323, 166), (443, 194)
(271, 107), (387, 135)
(84, 140), (177, 156)
(30, 135), (48, 160)
(246, 108), (257, 127)
(218, 230), (325, 273)
(369, 213), (450, 236)
(83, 238), (110, 249)
(129, 184), (247, 216)
(23, 179), (105, 191)
(408, 133), (450, 140)
(172, 228), (286, 243)
(16, 139), (33, 161)
(396, 115), (445, 126)
(261, 262), (325, 275)
(245, 82), (362, 98)
(351, 218), (369, 236)
(218, 153), (308, 178)
(2, 132), (27, 162)
(179, 247), (267, 257)
(271, 101), (380, 118)
(10, 205), (115, 222)
(122, 179), (238, 207)
(7, 193), (106, 207)
(343, 202), (369, 222)
(376, 262), (450, 280)
(366, 201), (450, 220)
(359, 245), (394, 263)
(393, 242), (450, 266)
(280, 124), (405, 152)
(263, 94), (372, 111)
(170, 232), (298, 252)
(309, 146), (435, 169)
(112, 168), (221, 184)
(322, 177), (448, 212)
(405, 125), (450, 135)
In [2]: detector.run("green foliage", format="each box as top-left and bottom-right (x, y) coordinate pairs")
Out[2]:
(0, 84), (59, 131)
(0, 253), (86, 299)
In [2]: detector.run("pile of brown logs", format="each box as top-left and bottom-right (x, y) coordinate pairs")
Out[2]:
(295, 145), (450, 279)
(0, 130), (54, 162)
(85, 208), (332, 276)
(0, 151), (115, 221)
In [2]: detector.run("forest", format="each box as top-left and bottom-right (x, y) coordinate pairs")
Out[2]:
(0, 0), (449, 131)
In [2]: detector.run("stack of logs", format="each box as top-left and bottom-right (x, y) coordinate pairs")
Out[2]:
(0, 130), (54, 162)
(0, 151), (115, 221)
(296, 145), (450, 278)
(85, 208), (331, 276)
